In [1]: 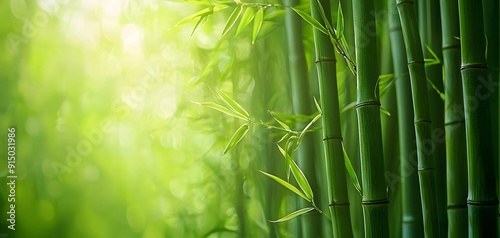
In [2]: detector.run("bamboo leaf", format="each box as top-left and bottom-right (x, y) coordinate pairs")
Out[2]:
(195, 101), (248, 120)
(190, 15), (207, 37)
(291, 7), (328, 35)
(297, 113), (321, 145)
(173, 7), (213, 27)
(341, 101), (357, 114)
(252, 8), (264, 44)
(259, 170), (309, 201)
(269, 111), (291, 130)
(223, 124), (250, 155)
(270, 207), (315, 223)
(221, 6), (243, 37)
(336, 1), (344, 39)
(342, 143), (362, 196)
(277, 145), (314, 200)
(380, 107), (391, 117)
(426, 78), (445, 101)
(277, 133), (290, 144)
(315, 0), (335, 36)
(313, 96), (322, 114)
(215, 89), (250, 119)
(425, 45), (441, 63)
(236, 7), (255, 35)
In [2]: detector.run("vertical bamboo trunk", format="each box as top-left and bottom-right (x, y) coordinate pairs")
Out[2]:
(284, 0), (322, 237)
(310, 0), (353, 237)
(388, 1), (424, 236)
(396, 0), (440, 236)
(458, 0), (499, 236)
(482, 0), (499, 179)
(338, 0), (364, 236)
(440, 0), (468, 236)
(418, 0), (448, 233)
(352, 0), (389, 236)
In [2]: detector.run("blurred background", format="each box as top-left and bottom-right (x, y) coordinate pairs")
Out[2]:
(0, 0), (300, 237)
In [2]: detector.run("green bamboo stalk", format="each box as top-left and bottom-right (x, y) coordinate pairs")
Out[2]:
(396, 0), (440, 236)
(458, 0), (499, 236)
(284, 0), (323, 236)
(482, 0), (499, 181)
(388, 1), (424, 237)
(338, 0), (364, 236)
(310, 0), (353, 237)
(418, 0), (448, 233)
(352, 0), (389, 236)
(439, 0), (468, 236)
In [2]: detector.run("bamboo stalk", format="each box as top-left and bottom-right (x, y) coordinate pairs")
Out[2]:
(352, 0), (389, 236)
(439, 0), (468, 236)
(458, 0), (499, 236)
(388, 1), (424, 236)
(396, 0), (440, 236)
(283, 0), (323, 237)
(310, 0), (353, 236)
(338, 0), (364, 236)
(418, 0), (448, 233)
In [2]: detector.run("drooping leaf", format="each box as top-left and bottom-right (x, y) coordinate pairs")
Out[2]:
(426, 78), (445, 101)
(336, 1), (344, 39)
(195, 101), (248, 120)
(297, 113), (321, 145)
(277, 132), (291, 144)
(236, 7), (255, 35)
(223, 124), (250, 155)
(216, 89), (250, 119)
(380, 107), (391, 117)
(342, 143), (362, 196)
(277, 145), (314, 201)
(222, 6), (243, 37)
(269, 111), (290, 130)
(252, 8), (264, 44)
(425, 45), (441, 63)
(190, 15), (207, 37)
(260, 170), (309, 201)
(341, 101), (357, 114)
(313, 96), (322, 114)
(270, 207), (315, 223)
(172, 7), (213, 28)
(291, 7), (328, 35)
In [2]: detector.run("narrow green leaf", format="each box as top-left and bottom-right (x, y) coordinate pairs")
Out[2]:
(341, 101), (357, 114)
(252, 8), (264, 44)
(173, 7), (213, 27)
(342, 143), (362, 196)
(221, 6), (243, 37)
(336, 1), (344, 39)
(291, 7), (328, 35)
(260, 170), (309, 201)
(277, 145), (314, 200)
(223, 124), (250, 155)
(269, 111), (290, 130)
(195, 101), (248, 120)
(190, 15), (207, 37)
(277, 133), (290, 144)
(425, 45), (441, 63)
(270, 207), (315, 223)
(313, 96), (322, 114)
(426, 78), (445, 101)
(380, 107), (391, 117)
(236, 7), (255, 35)
(215, 89), (250, 118)
(297, 113), (321, 145)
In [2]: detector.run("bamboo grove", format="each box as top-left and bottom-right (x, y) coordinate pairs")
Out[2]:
(176, 0), (500, 236)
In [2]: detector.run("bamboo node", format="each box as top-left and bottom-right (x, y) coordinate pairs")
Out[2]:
(362, 199), (389, 205)
(444, 120), (465, 126)
(414, 119), (431, 125)
(460, 63), (488, 70)
(355, 101), (381, 108)
(329, 202), (350, 207)
(467, 199), (499, 206)
(407, 60), (425, 65)
(323, 136), (343, 141)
